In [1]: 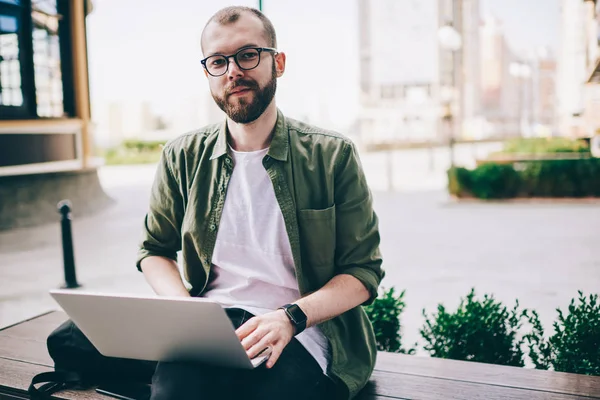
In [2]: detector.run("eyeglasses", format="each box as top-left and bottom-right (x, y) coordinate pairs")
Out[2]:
(201, 47), (278, 77)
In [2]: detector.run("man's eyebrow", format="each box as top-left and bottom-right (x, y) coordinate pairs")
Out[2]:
(207, 44), (260, 57)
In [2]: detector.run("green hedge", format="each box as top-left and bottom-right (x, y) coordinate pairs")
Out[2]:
(101, 139), (166, 165)
(122, 139), (166, 152)
(499, 138), (589, 154)
(449, 159), (600, 199)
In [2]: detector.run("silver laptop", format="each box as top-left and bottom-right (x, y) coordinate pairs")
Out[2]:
(49, 289), (271, 369)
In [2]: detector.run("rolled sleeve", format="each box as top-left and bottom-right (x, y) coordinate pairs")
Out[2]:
(136, 147), (184, 271)
(334, 141), (385, 305)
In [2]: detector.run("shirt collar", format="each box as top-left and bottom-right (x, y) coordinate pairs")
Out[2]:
(210, 109), (288, 162)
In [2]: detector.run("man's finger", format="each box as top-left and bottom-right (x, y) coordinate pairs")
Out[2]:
(235, 317), (258, 340)
(265, 342), (283, 369)
(247, 332), (274, 359)
(241, 327), (267, 351)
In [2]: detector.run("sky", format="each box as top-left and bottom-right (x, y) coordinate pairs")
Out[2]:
(85, 0), (561, 130)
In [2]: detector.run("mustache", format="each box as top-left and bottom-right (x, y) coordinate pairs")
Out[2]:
(226, 79), (259, 95)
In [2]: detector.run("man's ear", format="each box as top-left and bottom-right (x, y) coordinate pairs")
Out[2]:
(203, 69), (209, 78)
(275, 52), (286, 77)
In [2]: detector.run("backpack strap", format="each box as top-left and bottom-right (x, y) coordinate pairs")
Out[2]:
(28, 370), (83, 399)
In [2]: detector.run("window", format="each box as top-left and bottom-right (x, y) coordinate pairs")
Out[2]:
(0, 15), (22, 107)
(0, 1), (27, 117)
(0, 0), (73, 120)
(32, 0), (64, 117)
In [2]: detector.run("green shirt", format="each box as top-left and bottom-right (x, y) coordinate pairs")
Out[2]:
(136, 109), (384, 399)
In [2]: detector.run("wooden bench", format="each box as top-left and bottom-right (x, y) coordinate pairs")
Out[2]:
(2, 311), (600, 399)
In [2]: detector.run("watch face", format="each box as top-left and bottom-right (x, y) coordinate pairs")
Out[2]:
(288, 304), (307, 324)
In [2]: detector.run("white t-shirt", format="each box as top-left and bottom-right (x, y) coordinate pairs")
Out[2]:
(203, 146), (331, 375)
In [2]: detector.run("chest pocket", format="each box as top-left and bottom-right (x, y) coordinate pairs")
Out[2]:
(297, 205), (336, 269)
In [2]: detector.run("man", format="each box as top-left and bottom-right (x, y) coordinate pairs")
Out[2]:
(137, 6), (384, 400)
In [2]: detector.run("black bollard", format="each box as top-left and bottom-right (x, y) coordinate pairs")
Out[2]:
(57, 200), (81, 289)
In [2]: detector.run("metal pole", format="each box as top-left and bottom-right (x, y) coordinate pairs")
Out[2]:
(258, 0), (262, 11)
(58, 200), (80, 289)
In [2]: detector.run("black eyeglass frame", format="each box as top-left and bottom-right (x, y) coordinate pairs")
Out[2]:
(201, 47), (278, 77)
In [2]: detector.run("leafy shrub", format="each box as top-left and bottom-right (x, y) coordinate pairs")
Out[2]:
(501, 138), (589, 154)
(469, 163), (521, 199)
(101, 140), (166, 165)
(449, 159), (600, 199)
(122, 139), (166, 152)
(364, 288), (415, 354)
(525, 292), (600, 375)
(519, 160), (600, 197)
(448, 167), (471, 197)
(420, 289), (528, 366)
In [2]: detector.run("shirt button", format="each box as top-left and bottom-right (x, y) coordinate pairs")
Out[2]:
(209, 224), (216, 231)
(225, 158), (231, 165)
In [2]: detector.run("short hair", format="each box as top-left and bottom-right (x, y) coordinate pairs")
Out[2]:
(201, 6), (277, 52)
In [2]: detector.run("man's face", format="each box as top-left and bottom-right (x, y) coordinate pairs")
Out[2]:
(202, 14), (284, 124)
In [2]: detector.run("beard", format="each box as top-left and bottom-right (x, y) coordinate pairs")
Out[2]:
(212, 65), (277, 124)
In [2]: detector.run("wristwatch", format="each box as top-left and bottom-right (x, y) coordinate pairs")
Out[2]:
(278, 303), (307, 335)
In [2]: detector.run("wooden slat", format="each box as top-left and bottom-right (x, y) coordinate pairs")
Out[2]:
(376, 352), (600, 398)
(0, 336), (52, 366)
(364, 370), (600, 400)
(0, 311), (66, 342)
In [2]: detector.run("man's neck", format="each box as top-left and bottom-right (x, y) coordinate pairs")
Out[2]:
(227, 102), (277, 152)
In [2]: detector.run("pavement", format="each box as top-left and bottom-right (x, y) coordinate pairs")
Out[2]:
(1, 149), (599, 357)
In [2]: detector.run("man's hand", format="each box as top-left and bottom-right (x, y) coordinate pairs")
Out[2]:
(235, 309), (294, 369)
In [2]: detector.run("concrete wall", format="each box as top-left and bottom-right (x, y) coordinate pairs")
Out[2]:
(0, 169), (113, 231)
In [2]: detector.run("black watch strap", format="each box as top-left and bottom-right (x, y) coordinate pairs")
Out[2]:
(278, 303), (307, 335)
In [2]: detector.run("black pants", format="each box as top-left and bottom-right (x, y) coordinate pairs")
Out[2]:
(150, 308), (339, 400)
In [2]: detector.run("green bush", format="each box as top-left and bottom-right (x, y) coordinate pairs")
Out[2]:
(501, 138), (589, 154)
(122, 139), (166, 152)
(448, 167), (471, 197)
(519, 160), (600, 197)
(449, 159), (600, 199)
(525, 292), (600, 376)
(420, 289), (528, 366)
(363, 288), (415, 354)
(101, 140), (166, 165)
(448, 164), (521, 199)
(470, 163), (521, 199)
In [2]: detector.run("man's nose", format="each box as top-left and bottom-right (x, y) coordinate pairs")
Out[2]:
(226, 56), (244, 80)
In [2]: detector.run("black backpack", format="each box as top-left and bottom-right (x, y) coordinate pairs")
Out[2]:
(28, 319), (157, 399)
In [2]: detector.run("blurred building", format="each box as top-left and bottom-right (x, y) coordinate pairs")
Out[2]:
(530, 48), (558, 136)
(356, 0), (481, 145)
(0, 0), (109, 230)
(460, 0), (482, 138)
(479, 15), (529, 138)
(93, 93), (225, 148)
(557, 0), (600, 137)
